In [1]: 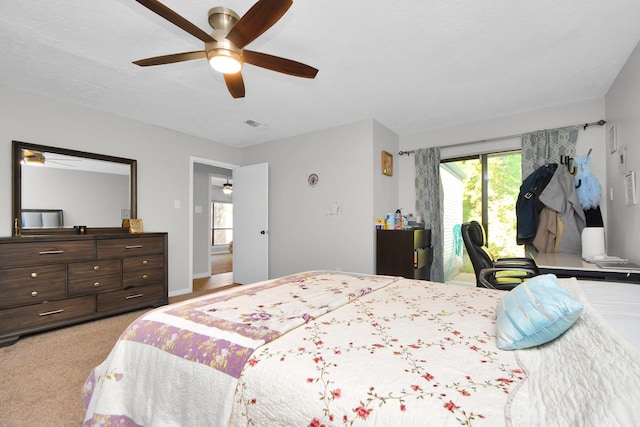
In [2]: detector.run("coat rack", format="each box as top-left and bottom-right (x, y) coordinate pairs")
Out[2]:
(560, 155), (581, 188)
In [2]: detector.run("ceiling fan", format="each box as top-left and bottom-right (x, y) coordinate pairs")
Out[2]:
(21, 149), (80, 167)
(133, 0), (319, 98)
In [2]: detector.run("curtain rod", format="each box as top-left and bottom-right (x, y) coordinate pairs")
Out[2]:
(398, 119), (606, 156)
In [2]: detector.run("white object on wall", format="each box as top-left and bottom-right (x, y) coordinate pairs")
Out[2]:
(325, 203), (341, 216)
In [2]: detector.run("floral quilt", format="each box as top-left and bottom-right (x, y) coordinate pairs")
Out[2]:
(82, 271), (401, 426)
(228, 278), (521, 426)
(82, 271), (531, 426)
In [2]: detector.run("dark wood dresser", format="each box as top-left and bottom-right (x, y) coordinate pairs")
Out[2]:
(0, 232), (168, 346)
(376, 229), (433, 280)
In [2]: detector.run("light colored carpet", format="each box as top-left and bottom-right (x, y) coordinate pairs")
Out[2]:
(0, 290), (225, 426)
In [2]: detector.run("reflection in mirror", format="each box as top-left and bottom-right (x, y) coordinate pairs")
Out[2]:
(12, 141), (137, 235)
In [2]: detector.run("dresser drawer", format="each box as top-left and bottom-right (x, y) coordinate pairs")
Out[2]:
(123, 254), (164, 272)
(0, 240), (95, 268)
(123, 254), (164, 287)
(97, 284), (166, 313)
(0, 296), (96, 335)
(68, 259), (122, 296)
(97, 237), (165, 259)
(123, 269), (164, 287)
(0, 264), (67, 309)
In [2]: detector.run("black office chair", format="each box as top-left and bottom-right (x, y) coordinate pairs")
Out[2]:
(461, 221), (538, 290)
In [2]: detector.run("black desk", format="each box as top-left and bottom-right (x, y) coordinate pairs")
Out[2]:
(533, 253), (640, 283)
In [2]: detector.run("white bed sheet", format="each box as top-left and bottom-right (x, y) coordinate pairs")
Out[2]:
(578, 279), (640, 350)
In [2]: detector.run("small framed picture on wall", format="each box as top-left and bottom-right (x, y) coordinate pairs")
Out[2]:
(618, 144), (627, 174)
(382, 151), (393, 176)
(608, 124), (617, 154)
(625, 171), (637, 205)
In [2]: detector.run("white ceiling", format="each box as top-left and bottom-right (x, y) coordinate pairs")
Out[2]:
(2, 0), (639, 148)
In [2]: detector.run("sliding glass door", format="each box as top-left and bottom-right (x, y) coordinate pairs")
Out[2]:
(441, 151), (522, 285)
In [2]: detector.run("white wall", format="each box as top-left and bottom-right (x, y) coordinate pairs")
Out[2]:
(0, 86), (242, 296)
(192, 163), (212, 278)
(22, 167), (128, 227)
(242, 120), (379, 277)
(398, 98), (608, 228)
(373, 120), (400, 218)
(605, 40), (640, 262)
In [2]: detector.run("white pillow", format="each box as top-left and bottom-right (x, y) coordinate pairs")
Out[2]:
(496, 274), (584, 350)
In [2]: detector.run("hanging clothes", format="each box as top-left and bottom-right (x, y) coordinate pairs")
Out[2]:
(532, 207), (561, 253)
(573, 155), (602, 209)
(516, 163), (558, 245)
(537, 165), (586, 254)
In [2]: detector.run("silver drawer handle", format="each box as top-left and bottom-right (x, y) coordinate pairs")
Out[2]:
(31, 272), (39, 278)
(39, 250), (64, 255)
(31, 291), (39, 297)
(39, 309), (64, 316)
(142, 274), (148, 280)
(125, 293), (144, 299)
(142, 260), (149, 265)
(125, 245), (143, 249)
(93, 282), (100, 288)
(93, 265), (100, 271)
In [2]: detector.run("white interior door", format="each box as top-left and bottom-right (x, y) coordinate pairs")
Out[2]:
(232, 163), (269, 284)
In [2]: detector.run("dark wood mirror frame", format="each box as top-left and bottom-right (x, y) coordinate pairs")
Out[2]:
(12, 140), (137, 236)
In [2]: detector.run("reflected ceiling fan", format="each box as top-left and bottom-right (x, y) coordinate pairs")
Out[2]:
(21, 149), (80, 167)
(133, 0), (319, 98)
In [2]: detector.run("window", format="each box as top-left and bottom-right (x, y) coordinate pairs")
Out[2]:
(212, 202), (233, 246)
(441, 150), (522, 285)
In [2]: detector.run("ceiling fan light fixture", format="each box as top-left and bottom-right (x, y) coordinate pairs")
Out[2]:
(208, 48), (243, 74)
(222, 180), (233, 195)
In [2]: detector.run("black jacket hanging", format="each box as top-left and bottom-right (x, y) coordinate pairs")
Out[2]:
(516, 163), (557, 245)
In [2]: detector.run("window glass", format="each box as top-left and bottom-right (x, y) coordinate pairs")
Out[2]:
(212, 202), (233, 245)
(441, 150), (522, 286)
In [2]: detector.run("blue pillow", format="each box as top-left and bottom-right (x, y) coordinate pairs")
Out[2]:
(496, 274), (584, 350)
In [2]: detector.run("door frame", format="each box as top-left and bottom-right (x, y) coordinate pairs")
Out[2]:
(188, 156), (238, 293)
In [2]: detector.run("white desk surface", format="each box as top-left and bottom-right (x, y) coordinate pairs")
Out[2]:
(534, 252), (639, 274)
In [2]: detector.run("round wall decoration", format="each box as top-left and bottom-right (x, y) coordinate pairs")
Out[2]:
(307, 173), (319, 187)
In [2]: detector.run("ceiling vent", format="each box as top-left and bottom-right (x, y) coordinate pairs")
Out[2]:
(244, 119), (264, 128)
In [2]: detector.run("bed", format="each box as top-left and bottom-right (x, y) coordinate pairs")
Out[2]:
(21, 208), (63, 228)
(82, 271), (640, 426)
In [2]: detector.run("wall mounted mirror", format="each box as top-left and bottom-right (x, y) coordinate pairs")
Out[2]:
(12, 140), (137, 235)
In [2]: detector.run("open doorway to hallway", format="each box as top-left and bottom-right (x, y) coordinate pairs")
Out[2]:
(195, 197), (234, 292)
(192, 162), (236, 292)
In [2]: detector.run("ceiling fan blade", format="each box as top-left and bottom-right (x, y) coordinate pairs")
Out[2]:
(133, 51), (206, 67)
(135, 0), (215, 43)
(244, 50), (318, 79)
(224, 73), (246, 98)
(226, 0), (292, 49)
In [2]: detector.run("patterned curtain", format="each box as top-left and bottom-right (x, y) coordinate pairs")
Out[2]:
(521, 126), (579, 179)
(415, 147), (444, 282)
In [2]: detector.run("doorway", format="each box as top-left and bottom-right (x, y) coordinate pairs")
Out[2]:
(203, 193), (234, 291)
(191, 159), (236, 293)
(190, 157), (270, 293)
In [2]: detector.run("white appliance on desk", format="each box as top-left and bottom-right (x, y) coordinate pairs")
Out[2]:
(580, 226), (640, 269)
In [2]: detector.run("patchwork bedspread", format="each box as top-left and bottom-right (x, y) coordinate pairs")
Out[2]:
(83, 272), (640, 426)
